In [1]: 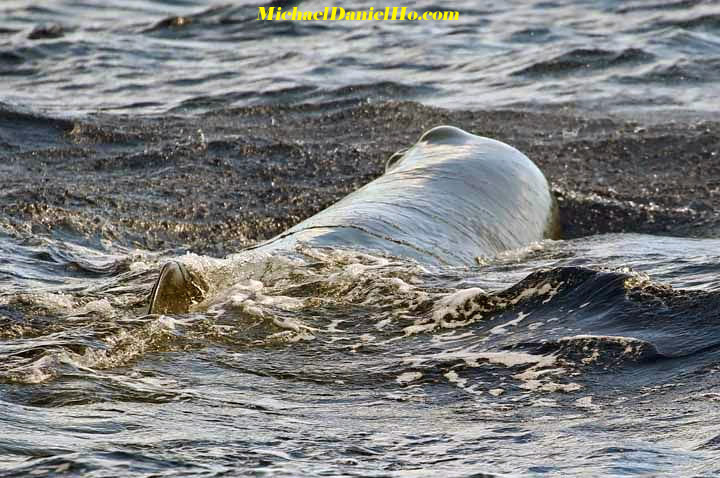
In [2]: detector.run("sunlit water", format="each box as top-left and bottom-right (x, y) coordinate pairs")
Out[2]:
(2, 233), (720, 476)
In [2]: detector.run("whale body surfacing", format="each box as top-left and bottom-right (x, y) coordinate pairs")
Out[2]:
(148, 125), (560, 315)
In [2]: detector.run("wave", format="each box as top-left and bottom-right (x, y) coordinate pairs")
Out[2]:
(616, 57), (720, 84)
(4, 234), (720, 388)
(513, 48), (655, 77)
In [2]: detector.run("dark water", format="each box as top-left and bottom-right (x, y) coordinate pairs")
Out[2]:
(2, 1), (720, 477)
(2, 0), (720, 114)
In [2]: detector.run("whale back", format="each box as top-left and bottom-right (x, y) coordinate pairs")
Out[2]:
(250, 126), (559, 266)
(149, 126), (560, 313)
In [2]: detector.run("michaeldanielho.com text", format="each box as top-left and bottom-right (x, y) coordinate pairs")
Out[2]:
(258, 7), (460, 21)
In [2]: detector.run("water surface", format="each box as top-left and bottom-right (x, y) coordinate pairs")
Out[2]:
(1, 1), (720, 476)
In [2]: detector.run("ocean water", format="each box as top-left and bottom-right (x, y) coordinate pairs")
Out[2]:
(1, 1), (720, 477)
(2, 0), (720, 114)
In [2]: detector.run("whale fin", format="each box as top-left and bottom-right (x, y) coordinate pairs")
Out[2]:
(148, 261), (206, 315)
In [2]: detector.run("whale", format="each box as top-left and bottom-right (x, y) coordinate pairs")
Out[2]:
(148, 125), (560, 315)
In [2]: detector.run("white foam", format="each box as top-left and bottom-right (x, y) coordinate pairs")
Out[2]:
(402, 288), (487, 336)
(531, 398), (560, 407)
(129, 260), (151, 272)
(396, 371), (423, 384)
(388, 277), (413, 293)
(510, 280), (562, 305)
(409, 349), (555, 369)
(520, 380), (582, 393)
(15, 292), (75, 312)
(405, 346), (583, 394)
(432, 288), (486, 321)
(490, 311), (530, 335)
(76, 298), (114, 317)
(575, 396), (597, 408)
(558, 335), (653, 363)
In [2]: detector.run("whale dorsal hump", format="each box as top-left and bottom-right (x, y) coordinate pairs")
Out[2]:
(418, 125), (472, 145)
